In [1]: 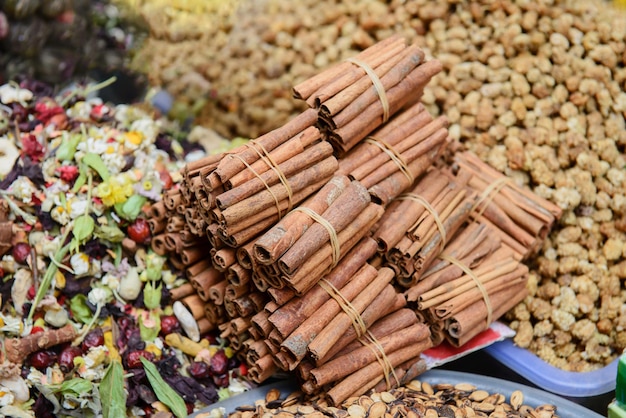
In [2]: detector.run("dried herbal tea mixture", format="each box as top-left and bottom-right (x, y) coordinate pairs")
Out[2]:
(0, 79), (249, 417)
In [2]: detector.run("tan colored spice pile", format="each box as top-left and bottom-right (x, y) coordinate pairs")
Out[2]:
(126, 0), (626, 372)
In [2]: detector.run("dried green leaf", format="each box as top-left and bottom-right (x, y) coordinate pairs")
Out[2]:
(82, 152), (110, 181)
(100, 360), (127, 418)
(141, 357), (187, 418)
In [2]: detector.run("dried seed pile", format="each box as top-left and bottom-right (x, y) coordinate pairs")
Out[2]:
(126, 0), (626, 372)
(216, 380), (559, 418)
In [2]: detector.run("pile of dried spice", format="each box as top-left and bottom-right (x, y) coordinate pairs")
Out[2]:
(0, 78), (251, 417)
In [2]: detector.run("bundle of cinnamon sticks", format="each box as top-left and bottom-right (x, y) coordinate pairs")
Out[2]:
(452, 151), (563, 260)
(293, 35), (443, 155)
(373, 167), (477, 287)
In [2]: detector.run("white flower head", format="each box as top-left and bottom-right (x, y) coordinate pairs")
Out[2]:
(10, 176), (37, 203)
(68, 197), (89, 219)
(88, 287), (109, 306)
(70, 252), (90, 276)
(0, 84), (33, 104)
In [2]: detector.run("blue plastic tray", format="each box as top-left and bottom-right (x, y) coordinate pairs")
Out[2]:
(485, 338), (619, 398)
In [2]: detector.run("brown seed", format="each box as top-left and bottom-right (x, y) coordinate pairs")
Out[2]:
(358, 396), (374, 409)
(421, 382), (434, 396)
(297, 406), (315, 415)
(380, 392), (396, 404)
(266, 389), (281, 403)
(473, 401), (496, 413)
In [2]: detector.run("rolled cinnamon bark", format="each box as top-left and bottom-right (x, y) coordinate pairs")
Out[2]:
(220, 156), (338, 226)
(314, 292), (406, 367)
(328, 59), (443, 154)
(268, 237), (378, 339)
(445, 280), (528, 347)
(168, 283), (195, 301)
(309, 322), (430, 388)
(253, 175), (352, 265)
(213, 108), (318, 185)
(326, 341), (431, 406)
(248, 353), (278, 384)
(231, 127), (321, 187)
(189, 266), (223, 301)
(292, 34), (405, 102)
(322, 44), (426, 129)
(285, 203), (384, 295)
(306, 268), (396, 363)
(277, 180), (371, 276)
(280, 263), (379, 365)
(216, 139), (332, 209)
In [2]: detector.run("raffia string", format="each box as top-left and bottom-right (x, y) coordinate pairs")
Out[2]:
(364, 137), (414, 185)
(438, 253), (493, 326)
(292, 207), (341, 269)
(471, 176), (511, 219)
(230, 154), (283, 219)
(345, 57), (390, 123)
(318, 278), (399, 389)
(397, 193), (447, 249)
(235, 139), (294, 218)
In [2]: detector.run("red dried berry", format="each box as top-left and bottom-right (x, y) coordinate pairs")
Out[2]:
(125, 350), (154, 369)
(81, 328), (104, 351)
(59, 345), (83, 373)
(12, 242), (31, 264)
(210, 350), (228, 376)
(188, 361), (211, 379)
(213, 373), (229, 388)
(159, 315), (180, 336)
(57, 165), (79, 183)
(29, 350), (57, 370)
(238, 363), (248, 377)
(127, 218), (151, 245)
(30, 326), (44, 334)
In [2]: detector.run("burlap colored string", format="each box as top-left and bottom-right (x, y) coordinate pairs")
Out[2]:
(438, 253), (493, 327)
(345, 57), (390, 123)
(291, 206), (341, 270)
(471, 176), (511, 219)
(365, 137), (414, 185)
(230, 139), (294, 219)
(397, 192), (447, 250)
(318, 278), (400, 389)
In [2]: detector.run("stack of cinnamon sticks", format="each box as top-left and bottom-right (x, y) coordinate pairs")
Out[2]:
(293, 35), (443, 155)
(251, 176), (384, 295)
(143, 34), (566, 406)
(336, 102), (450, 206)
(373, 167), (477, 287)
(248, 237), (431, 405)
(452, 152), (563, 260)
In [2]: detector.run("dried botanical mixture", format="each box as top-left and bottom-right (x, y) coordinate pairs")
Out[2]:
(0, 79), (249, 417)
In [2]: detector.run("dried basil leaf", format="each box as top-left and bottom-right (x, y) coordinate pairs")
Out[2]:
(141, 357), (187, 418)
(99, 360), (127, 418)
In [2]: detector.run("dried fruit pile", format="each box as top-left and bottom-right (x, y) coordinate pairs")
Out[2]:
(0, 79), (249, 417)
